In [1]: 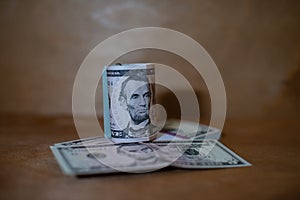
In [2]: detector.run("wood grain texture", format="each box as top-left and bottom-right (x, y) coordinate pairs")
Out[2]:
(0, 115), (299, 200)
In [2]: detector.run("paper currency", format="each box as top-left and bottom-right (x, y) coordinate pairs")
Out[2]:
(103, 63), (157, 143)
(51, 142), (170, 175)
(50, 120), (248, 176)
(54, 137), (111, 147)
(161, 119), (221, 140)
(54, 120), (221, 147)
(153, 140), (251, 169)
(51, 139), (251, 176)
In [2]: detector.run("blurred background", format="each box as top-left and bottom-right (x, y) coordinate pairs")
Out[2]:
(0, 0), (300, 121)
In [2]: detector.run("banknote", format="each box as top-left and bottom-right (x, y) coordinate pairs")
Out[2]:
(153, 140), (251, 168)
(103, 63), (157, 143)
(51, 142), (170, 175)
(54, 137), (111, 147)
(161, 119), (221, 140)
(51, 140), (251, 176)
(54, 119), (221, 147)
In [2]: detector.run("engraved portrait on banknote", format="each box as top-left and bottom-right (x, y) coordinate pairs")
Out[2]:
(107, 64), (157, 142)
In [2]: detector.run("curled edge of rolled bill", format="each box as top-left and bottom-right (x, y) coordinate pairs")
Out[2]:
(103, 63), (157, 143)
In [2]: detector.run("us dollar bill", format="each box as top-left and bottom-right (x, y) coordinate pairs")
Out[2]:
(51, 140), (251, 176)
(103, 63), (157, 143)
(160, 119), (220, 140)
(54, 137), (111, 147)
(153, 140), (251, 169)
(51, 142), (170, 175)
(54, 119), (221, 147)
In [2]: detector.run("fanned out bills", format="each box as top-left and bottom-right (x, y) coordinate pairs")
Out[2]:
(54, 119), (221, 147)
(51, 139), (250, 176)
(51, 120), (251, 176)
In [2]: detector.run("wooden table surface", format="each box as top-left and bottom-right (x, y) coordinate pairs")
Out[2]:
(0, 115), (299, 200)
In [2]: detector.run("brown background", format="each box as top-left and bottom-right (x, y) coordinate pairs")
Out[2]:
(1, 1), (300, 200)
(1, 0), (300, 119)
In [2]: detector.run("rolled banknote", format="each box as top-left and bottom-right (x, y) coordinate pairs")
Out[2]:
(103, 63), (157, 143)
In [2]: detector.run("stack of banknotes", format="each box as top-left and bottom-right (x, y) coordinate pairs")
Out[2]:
(51, 120), (251, 176)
